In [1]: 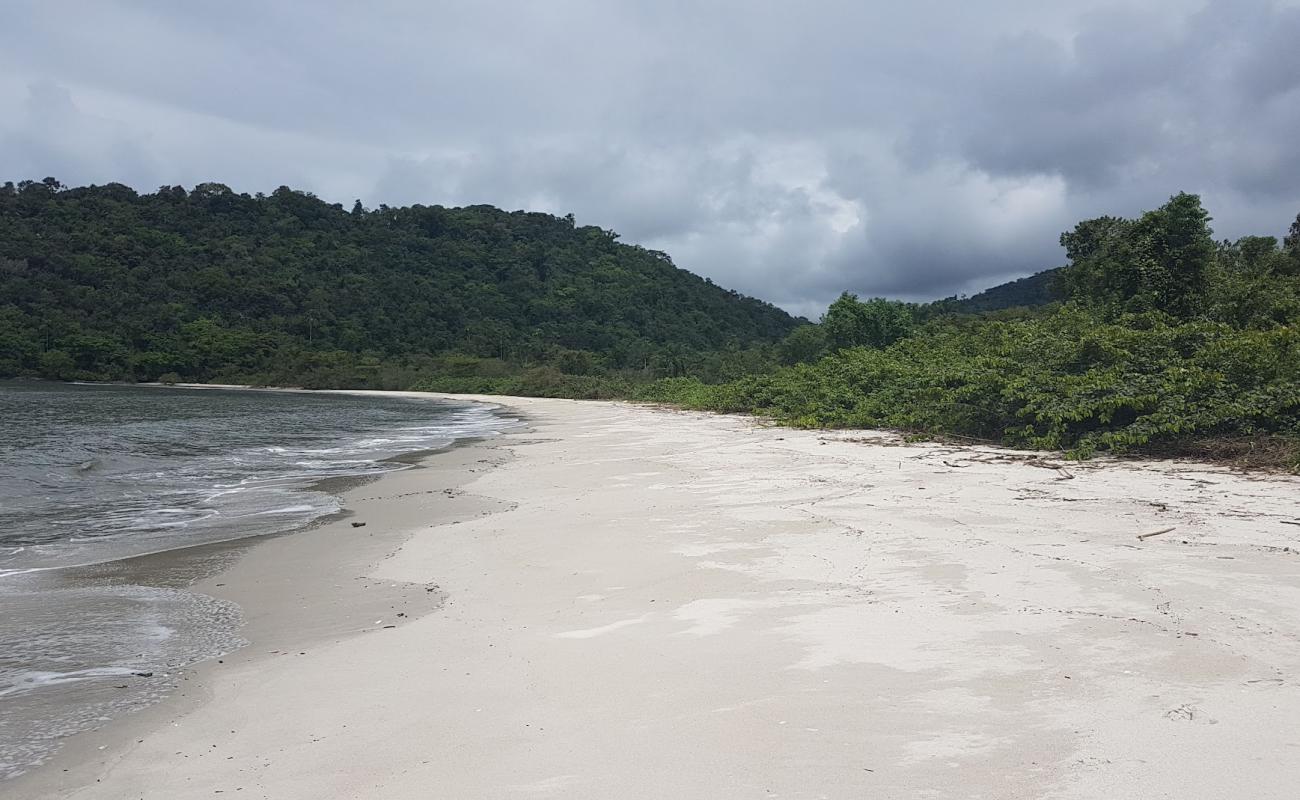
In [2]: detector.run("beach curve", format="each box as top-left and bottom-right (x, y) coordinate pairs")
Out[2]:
(15, 394), (1300, 799)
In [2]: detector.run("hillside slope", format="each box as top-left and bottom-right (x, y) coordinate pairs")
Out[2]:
(0, 179), (796, 383)
(949, 267), (1064, 313)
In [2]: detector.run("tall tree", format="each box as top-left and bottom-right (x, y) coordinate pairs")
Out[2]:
(822, 293), (915, 350)
(1284, 212), (1300, 274)
(1062, 192), (1214, 317)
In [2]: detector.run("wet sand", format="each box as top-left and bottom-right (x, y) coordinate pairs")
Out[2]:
(9, 436), (509, 795)
(14, 395), (1300, 799)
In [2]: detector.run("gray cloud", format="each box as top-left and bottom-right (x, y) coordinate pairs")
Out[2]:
(2, 0), (1298, 314)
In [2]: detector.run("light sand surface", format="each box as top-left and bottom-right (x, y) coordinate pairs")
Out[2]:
(19, 396), (1300, 799)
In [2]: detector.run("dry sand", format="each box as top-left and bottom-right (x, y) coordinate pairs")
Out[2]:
(15, 395), (1300, 799)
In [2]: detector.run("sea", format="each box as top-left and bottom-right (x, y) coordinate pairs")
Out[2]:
(0, 380), (516, 780)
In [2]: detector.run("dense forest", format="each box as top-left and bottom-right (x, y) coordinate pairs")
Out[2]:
(0, 179), (796, 387)
(618, 193), (1300, 468)
(4, 179), (1299, 467)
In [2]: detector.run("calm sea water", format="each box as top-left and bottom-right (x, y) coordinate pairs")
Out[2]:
(0, 381), (516, 779)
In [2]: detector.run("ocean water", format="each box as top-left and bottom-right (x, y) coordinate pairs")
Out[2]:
(0, 381), (516, 779)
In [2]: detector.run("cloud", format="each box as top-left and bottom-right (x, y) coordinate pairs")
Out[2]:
(2, 0), (1298, 313)
(0, 78), (158, 188)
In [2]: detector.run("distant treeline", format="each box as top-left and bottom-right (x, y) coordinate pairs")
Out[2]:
(5, 179), (1298, 466)
(0, 178), (797, 387)
(602, 194), (1300, 468)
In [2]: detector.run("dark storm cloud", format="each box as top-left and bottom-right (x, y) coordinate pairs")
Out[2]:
(3, 0), (1298, 315)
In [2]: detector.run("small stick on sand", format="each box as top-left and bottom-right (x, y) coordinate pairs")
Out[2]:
(1137, 526), (1177, 541)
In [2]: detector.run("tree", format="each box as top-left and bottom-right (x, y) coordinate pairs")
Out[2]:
(1234, 236), (1280, 271)
(192, 182), (233, 198)
(779, 324), (828, 364)
(1283, 212), (1300, 275)
(1059, 215), (1130, 264)
(1062, 192), (1214, 317)
(1285, 212), (1300, 254)
(38, 349), (76, 380)
(822, 293), (915, 350)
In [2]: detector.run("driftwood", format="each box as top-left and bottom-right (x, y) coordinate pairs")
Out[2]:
(1137, 526), (1177, 541)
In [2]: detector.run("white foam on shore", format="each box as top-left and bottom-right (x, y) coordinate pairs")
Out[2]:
(0, 668), (139, 699)
(1, 390), (519, 575)
(0, 583), (245, 780)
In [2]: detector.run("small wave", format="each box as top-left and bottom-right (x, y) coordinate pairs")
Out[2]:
(0, 667), (139, 699)
(0, 566), (46, 580)
(1, 391), (518, 573)
(250, 504), (318, 516)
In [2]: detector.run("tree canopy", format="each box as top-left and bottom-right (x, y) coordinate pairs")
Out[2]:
(0, 179), (797, 384)
(6, 178), (1299, 467)
(822, 293), (916, 350)
(1061, 192), (1216, 317)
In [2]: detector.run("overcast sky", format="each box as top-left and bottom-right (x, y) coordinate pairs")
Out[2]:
(3, 1), (1299, 315)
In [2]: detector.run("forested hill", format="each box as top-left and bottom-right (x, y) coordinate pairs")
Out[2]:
(0, 179), (797, 383)
(947, 267), (1065, 313)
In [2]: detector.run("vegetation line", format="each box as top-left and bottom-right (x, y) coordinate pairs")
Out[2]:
(4, 180), (1298, 470)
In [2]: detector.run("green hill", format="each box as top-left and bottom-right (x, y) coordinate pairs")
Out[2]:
(0, 179), (797, 385)
(948, 268), (1065, 313)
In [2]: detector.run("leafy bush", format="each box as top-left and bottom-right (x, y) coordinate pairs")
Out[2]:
(635, 308), (1300, 463)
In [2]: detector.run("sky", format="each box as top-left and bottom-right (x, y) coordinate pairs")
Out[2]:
(3, 1), (1299, 317)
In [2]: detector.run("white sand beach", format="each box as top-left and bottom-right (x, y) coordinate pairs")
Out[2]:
(16, 395), (1300, 799)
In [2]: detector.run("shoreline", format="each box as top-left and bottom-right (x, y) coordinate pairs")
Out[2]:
(5, 412), (518, 792)
(13, 394), (1300, 798)
(28, 377), (1300, 476)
